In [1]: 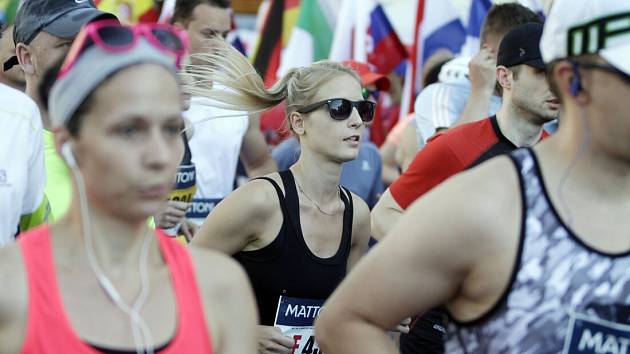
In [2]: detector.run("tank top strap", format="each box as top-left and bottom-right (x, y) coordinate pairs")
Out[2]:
(277, 170), (304, 238)
(338, 186), (353, 257)
(251, 175), (290, 220)
(507, 148), (548, 214)
(155, 231), (213, 352)
(19, 226), (83, 353)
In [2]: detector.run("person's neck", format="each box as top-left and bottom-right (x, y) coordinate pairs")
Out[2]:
(291, 147), (343, 205)
(26, 79), (51, 130)
(63, 199), (160, 273)
(496, 101), (545, 147)
(542, 107), (630, 198)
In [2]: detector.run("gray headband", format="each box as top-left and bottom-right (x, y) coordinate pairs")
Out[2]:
(49, 38), (177, 128)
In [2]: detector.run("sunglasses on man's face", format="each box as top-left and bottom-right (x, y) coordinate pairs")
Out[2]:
(297, 98), (376, 123)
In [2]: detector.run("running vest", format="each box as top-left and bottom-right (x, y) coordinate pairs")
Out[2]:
(18, 226), (213, 354)
(445, 148), (630, 354)
(234, 170), (354, 325)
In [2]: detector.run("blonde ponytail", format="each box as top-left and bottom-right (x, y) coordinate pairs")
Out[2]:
(180, 37), (361, 129)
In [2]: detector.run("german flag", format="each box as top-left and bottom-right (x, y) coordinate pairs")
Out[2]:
(96, 0), (159, 23)
(252, 0), (300, 86)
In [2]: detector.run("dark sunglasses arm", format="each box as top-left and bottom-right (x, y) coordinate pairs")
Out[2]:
(296, 100), (330, 114)
(578, 63), (630, 85)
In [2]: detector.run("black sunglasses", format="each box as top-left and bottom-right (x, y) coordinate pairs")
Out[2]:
(297, 98), (376, 123)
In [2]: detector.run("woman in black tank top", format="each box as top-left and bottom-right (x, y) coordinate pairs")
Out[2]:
(190, 39), (372, 354)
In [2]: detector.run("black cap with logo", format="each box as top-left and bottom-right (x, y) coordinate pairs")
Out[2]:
(497, 22), (546, 69)
(4, 0), (116, 71)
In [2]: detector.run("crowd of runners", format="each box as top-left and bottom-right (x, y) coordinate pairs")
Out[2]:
(0, 0), (628, 353)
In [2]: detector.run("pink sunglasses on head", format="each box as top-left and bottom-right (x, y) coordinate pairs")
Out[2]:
(59, 19), (189, 78)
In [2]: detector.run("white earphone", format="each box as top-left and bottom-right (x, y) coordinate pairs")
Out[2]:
(61, 142), (77, 168)
(62, 139), (154, 353)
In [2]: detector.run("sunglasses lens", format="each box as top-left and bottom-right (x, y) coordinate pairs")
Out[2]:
(151, 28), (185, 51)
(356, 101), (375, 122)
(328, 99), (352, 120)
(96, 26), (134, 47)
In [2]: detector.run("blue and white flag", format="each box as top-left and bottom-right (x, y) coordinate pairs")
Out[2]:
(402, 0), (466, 114)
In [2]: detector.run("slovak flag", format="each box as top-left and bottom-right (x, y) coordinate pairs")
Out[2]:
(329, 0), (407, 75)
(366, 4), (408, 74)
(460, 0), (493, 56)
(401, 0), (466, 114)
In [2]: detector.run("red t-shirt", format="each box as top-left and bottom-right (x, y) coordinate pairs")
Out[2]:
(390, 116), (549, 209)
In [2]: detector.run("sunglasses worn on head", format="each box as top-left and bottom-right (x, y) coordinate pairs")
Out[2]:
(58, 20), (189, 78)
(297, 98), (376, 123)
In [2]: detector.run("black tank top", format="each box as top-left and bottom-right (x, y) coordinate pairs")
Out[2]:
(234, 170), (354, 325)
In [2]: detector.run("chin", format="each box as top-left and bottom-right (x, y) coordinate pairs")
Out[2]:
(114, 201), (164, 223)
(336, 150), (360, 163)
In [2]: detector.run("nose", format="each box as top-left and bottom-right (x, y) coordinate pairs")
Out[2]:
(348, 107), (364, 128)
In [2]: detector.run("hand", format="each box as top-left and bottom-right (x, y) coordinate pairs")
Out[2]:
(257, 325), (295, 354)
(154, 200), (190, 229)
(393, 317), (411, 334)
(180, 218), (199, 242)
(468, 46), (497, 94)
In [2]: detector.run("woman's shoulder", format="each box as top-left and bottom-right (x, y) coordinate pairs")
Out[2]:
(343, 189), (370, 236)
(0, 241), (28, 347)
(187, 246), (251, 299)
(223, 172), (285, 216)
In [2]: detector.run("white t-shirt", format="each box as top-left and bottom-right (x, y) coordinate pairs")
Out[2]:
(183, 96), (249, 224)
(0, 84), (46, 245)
(414, 57), (502, 149)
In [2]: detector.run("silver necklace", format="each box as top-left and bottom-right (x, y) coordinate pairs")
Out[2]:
(295, 179), (342, 216)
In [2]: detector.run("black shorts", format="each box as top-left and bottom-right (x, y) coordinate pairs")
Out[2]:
(399, 307), (446, 354)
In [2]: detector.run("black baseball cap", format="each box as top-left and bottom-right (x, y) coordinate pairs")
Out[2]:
(4, 0), (116, 71)
(497, 23), (545, 70)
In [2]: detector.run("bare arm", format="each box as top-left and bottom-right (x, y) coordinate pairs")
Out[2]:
(454, 47), (497, 126)
(370, 189), (403, 241)
(190, 247), (258, 354)
(315, 158), (520, 354)
(240, 114), (277, 177)
(347, 193), (371, 271)
(0, 245), (28, 354)
(192, 178), (278, 254)
(379, 140), (400, 186)
(397, 122), (418, 171)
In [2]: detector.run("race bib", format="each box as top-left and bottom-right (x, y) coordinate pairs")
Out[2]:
(274, 296), (325, 354)
(562, 312), (630, 354)
(170, 164), (197, 203)
(186, 198), (223, 224)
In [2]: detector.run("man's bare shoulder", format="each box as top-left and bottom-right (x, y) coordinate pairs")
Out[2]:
(406, 155), (522, 246)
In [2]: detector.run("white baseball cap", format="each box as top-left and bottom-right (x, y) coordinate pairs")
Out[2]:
(438, 56), (471, 86)
(540, 0), (630, 75)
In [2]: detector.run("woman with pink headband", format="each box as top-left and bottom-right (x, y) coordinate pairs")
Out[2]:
(0, 21), (256, 354)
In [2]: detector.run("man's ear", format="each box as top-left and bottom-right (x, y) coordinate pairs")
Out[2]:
(496, 65), (511, 91)
(554, 61), (590, 106)
(289, 111), (305, 136)
(15, 43), (35, 75)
